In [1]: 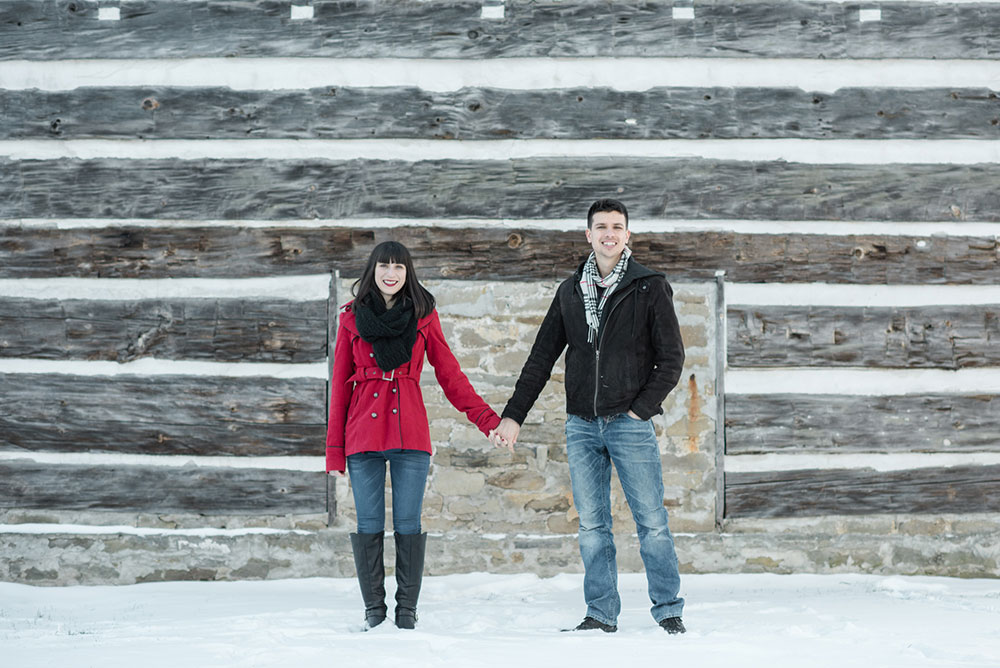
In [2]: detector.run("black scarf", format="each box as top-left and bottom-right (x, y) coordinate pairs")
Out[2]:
(354, 293), (418, 372)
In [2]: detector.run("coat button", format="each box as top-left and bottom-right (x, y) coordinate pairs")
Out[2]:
(371, 412), (377, 418)
(392, 388), (397, 393)
(373, 392), (379, 398)
(392, 408), (398, 414)
(369, 352), (374, 357)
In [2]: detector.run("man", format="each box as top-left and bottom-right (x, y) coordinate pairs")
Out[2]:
(492, 198), (687, 634)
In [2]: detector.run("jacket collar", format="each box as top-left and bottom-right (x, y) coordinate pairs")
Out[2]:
(572, 253), (662, 290)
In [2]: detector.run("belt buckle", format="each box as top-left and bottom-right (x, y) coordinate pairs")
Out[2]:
(381, 369), (395, 381)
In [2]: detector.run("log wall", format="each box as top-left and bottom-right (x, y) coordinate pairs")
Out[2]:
(2, 1), (1000, 60)
(3, 0), (1000, 579)
(4, 226), (996, 283)
(0, 373), (326, 456)
(0, 297), (327, 362)
(728, 306), (1000, 369)
(6, 158), (1000, 223)
(7, 87), (1000, 141)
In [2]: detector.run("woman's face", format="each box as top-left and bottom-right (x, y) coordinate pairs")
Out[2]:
(374, 261), (406, 302)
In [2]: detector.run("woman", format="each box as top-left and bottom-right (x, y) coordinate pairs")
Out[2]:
(326, 241), (502, 630)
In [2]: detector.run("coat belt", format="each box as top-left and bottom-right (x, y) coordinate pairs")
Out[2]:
(347, 366), (412, 383)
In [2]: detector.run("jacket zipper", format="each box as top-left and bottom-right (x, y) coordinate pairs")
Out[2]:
(592, 285), (636, 415)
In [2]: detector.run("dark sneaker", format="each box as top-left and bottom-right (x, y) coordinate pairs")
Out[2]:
(659, 617), (686, 634)
(562, 616), (617, 633)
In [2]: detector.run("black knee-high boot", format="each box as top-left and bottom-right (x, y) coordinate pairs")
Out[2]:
(350, 532), (387, 629)
(393, 532), (427, 629)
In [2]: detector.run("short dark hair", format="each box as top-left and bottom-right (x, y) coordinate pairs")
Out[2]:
(587, 198), (629, 229)
(352, 241), (436, 319)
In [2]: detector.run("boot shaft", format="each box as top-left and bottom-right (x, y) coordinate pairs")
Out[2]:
(350, 532), (387, 627)
(394, 531), (427, 629)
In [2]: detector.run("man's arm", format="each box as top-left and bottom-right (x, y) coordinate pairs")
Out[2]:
(630, 280), (685, 420)
(498, 289), (569, 443)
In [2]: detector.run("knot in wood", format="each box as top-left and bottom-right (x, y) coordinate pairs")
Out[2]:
(141, 97), (160, 111)
(506, 232), (523, 249)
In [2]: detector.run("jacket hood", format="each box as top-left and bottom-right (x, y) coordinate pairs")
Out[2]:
(338, 300), (436, 337)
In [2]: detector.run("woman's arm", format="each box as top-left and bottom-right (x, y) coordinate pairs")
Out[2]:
(423, 311), (501, 436)
(325, 321), (355, 473)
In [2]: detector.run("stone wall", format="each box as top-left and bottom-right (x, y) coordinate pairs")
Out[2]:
(330, 277), (720, 538)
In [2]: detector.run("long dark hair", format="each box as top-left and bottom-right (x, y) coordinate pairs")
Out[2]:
(352, 241), (436, 319)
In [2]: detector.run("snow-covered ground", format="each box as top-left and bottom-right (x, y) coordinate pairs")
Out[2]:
(3, 572), (999, 668)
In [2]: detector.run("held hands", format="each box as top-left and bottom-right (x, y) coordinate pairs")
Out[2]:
(487, 428), (512, 453)
(488, 417), (521, 453)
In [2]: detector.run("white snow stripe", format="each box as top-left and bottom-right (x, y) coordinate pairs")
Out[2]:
(817, 0), (1000, 3)
(0, 276), (331, 300)
(726, 283), (1000, 307)
(13, 280), (995, 309)
(6, 217), (1000, 238)
(0, 451), (324, 472)
(0, 358), (328, 378)
(4, 57), (1000, 92)
(0, 523), (313, 536)
(726, 368), (1000, 395)
(724, 453), (1000, 473)
(7, 138), (1000, 164)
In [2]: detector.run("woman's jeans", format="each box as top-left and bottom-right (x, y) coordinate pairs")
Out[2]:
(565, 413), (684, 625)
(347, 449), (430, 535)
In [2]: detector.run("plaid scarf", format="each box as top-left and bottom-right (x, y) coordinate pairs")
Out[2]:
(579, 246), (631, 343)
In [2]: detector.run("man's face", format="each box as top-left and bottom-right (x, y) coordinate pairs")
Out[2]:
(585, 211), (630, 263)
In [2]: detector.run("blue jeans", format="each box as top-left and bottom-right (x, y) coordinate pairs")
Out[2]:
(565, 413), (684, 625)
(347, 449), (430, 535)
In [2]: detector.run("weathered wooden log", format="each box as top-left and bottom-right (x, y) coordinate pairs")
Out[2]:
(0, 374), (325, 456)
(0, 460), (326, 514)
(0, 297), (327, 362)
(728, 306), (1000, 369)
(2, 1), (999, 60)
(5, 158), (1000, 223)
(1, 225), (996, 284)
(725, 393), (1000, 455)
(725, 465), (1000, 517)
(8, 87), (1000, 140)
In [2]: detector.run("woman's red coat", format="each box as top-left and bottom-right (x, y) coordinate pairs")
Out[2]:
(325, 303), (500, 472)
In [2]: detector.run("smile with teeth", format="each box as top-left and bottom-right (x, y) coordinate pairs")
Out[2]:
(383, 280), (399, 286)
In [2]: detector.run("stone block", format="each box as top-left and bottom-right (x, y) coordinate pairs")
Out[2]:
(525, 494), (572, 513)
(679, 302), (711, 317)
(446, 498), (483, 517)
(675, 290), (708, 305)
(431, 470), (485, 496)
(546, 514), (579, 534)
(486, 470), (547, 491)
(547, 444), (568, 463)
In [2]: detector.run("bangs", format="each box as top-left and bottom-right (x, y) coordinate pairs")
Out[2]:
(371, 241), (410, 267)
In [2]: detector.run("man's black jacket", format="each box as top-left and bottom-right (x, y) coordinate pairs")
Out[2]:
(501, 257), (685, 424)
